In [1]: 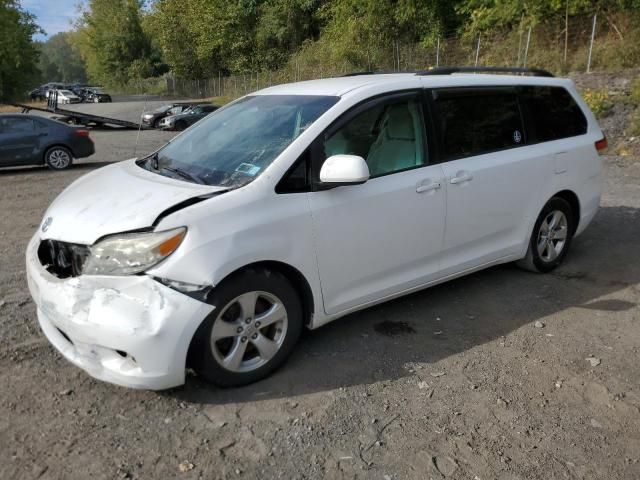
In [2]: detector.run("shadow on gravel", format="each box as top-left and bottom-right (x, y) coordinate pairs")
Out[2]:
(172, 205), (640, 405)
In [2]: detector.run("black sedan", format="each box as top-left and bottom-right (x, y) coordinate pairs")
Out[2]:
(0, 114), (94, 170)
(80, 87), (112, 103)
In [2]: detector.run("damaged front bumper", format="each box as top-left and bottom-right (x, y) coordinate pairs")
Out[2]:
(25, 233), (214, 390)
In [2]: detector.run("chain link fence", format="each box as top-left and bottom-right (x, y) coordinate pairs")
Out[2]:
(121, 13), (636, 100)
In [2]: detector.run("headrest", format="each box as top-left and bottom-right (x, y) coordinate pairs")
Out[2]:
(385, 105), (415, 140)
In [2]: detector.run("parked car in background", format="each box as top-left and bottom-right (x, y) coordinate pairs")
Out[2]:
(0, 114), (94, 169)
(69, 84), (89, 97)
(141, 103), (198, 128)
(56, 89), (82, 104)
(81, 87), (112, 103)
(158, 103), (218, 130)
(29, 86), (49, 101)
(29, 83), (66, 100)
(44, 83), (66, 99)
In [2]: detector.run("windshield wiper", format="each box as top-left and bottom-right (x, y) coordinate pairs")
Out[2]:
(143, 152), (205, 185)
(160, 165), (206, 185)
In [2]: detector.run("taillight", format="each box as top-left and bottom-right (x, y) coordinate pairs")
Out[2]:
(595, 136), (607, 152)
(74, 129), (90, 137)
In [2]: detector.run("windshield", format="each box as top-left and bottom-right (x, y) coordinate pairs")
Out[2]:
(141, 94), (339, 188)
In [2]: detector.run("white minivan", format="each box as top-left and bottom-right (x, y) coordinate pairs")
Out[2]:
(26, 67), (606, 390)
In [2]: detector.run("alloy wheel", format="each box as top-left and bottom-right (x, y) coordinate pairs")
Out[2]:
(536, 210), (568, 262)
(210, 291), (288, 373)
(48, 149), (71, 169)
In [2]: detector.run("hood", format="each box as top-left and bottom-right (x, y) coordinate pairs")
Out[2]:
(41, 159), (226, 245)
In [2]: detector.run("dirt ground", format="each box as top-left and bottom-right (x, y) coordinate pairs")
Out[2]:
(1, 83), (640, 480)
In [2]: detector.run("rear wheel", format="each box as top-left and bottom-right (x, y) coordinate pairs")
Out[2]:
(517, 197), (575, 273)
(191, 268), (303, 387)
(45, 146), (73, 170)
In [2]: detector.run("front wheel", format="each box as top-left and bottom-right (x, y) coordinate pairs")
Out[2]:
(517, 197), (575, 273)
(174, 120), (187, 131)
(191, 268), (303, 387)
(45, 146), (73, 170)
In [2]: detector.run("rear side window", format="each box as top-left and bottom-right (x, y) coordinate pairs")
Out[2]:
(520, 86), (587, 142)
(432, 89), (524, 160)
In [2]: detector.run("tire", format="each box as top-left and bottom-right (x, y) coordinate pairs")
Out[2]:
(517, 197), (575, 273)
(191, 268), (303, 387)
(44, 146), (73, 170)
(174, 120), (187, 131)
(93, 97), (99, 103)
(152, 118), (162, 129)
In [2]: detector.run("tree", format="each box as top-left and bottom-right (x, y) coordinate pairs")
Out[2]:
(256, 0), (322, 69)
(38, 32), (87, 83)
(73, 0), (153, 85)
(0, 0), (41, 100)
(292, 0), (460, 71)
(149, 0), (262, 78)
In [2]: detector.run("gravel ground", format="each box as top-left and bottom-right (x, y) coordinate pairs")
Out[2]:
(1, 94), (639, 480)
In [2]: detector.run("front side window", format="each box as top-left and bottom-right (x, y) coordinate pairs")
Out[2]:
(433, 89), (524, 160)
(322, 97), (426, 178)
(140, 94), (339, 188)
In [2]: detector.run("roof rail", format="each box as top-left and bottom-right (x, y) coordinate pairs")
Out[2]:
(416, 66), (554, 77)
(342, 71), (376, 77)
(341, 70), (414, 77)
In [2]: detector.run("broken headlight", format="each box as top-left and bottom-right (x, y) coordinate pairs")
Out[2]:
(82, 227), (186, 276)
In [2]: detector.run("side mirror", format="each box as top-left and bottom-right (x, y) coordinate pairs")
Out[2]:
(319, 154), (370, 187)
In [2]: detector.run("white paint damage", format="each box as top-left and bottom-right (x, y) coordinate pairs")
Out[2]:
(26, 234), (214, 389)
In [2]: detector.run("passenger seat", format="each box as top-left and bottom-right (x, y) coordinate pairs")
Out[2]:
(366, 104), (418, 177)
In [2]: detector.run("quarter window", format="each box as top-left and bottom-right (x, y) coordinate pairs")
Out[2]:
(520, 86), (587, 142)
(322, 98), (426, 178)
(432, 89), (524, 160)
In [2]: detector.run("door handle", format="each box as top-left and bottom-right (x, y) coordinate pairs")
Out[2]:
(450, 171), (473, 184)
(416, 181), (441, 193)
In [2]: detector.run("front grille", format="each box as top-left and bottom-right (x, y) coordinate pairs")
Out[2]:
(37, 239), (90, 278)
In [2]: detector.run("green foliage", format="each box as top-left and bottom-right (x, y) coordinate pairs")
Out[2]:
(38, 32), (87, 83)
(628, 108), (640, 136)
(148, 0), (259, 78)
(0, 0), (41, 100)
(15, 0), (640, 95)
(256, 0), (322, 70)
(630, 77), (640, 105)
(457, 0), (592, 32)
(582, 89), (614, 118)
(73, 0), (155, 86)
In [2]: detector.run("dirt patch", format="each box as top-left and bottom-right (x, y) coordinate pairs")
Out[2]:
(374, 320), (417, 337)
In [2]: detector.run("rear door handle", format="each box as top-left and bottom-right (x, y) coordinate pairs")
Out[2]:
(450, 171), (473, 184)
(416, 181), (441, 193)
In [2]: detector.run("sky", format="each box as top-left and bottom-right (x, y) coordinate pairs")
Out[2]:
(21, 0), (85, 41)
